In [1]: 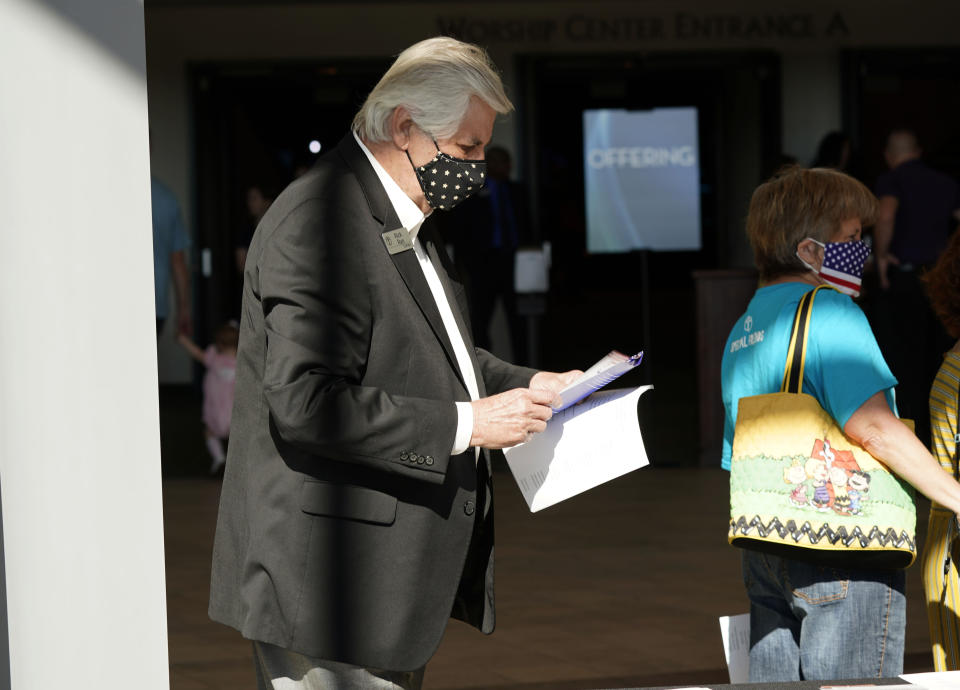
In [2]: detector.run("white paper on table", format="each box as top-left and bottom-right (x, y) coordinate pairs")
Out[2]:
(831, 687), (917, 690)
(719, 613), (750, 684)
(503, 385), (652, 512)
(900, 670), (960, 688)
(822, 686), (916, 690)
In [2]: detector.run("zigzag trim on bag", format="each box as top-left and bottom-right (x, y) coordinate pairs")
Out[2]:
(730, 515), (915, 551)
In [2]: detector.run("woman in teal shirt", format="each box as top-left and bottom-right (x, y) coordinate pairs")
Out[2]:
(721, 166), (960, 682)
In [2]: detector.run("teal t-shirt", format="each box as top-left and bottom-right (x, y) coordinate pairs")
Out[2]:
(720, 283), (897, 470)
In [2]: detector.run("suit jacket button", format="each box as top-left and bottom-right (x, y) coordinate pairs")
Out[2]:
(417, 455), (426, 464)
(425, 456), (434, 466)
(464, 499), (475, 516)
(400, 452), (409, 461)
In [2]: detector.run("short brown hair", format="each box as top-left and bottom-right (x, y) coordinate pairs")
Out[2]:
(923, 231), (960, 338)
(746, 165), (878, 282)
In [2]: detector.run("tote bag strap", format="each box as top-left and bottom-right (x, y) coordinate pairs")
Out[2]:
(943, 373), (960, 595)
(780, 285), (836, 394)
(955, 373), (960, 481)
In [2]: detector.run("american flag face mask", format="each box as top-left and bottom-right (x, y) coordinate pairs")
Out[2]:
(815, 238), (872, 297)
(798, 238), (872, 298)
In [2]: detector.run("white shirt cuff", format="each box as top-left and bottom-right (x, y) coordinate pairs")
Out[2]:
(452, 401), (474, 455)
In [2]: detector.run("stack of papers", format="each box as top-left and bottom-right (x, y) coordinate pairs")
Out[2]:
(505, 384), (653, 512)
(550, 350), (643, 411)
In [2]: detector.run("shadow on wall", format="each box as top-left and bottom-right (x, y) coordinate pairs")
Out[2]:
(33, 0), (146, 78)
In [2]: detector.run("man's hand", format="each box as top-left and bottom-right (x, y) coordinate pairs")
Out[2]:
(470, 388), (555, 449)
(529, 370), (583, 397)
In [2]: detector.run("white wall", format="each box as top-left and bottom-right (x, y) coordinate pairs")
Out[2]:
(0, 1), (169, 687)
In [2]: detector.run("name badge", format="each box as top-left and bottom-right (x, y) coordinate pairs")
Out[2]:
(381, 227), (413, 255)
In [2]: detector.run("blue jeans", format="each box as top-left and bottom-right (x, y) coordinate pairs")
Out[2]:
(741, 550), (906, 681)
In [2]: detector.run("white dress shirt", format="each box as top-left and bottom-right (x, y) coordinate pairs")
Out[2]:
(354, 133), (478, 456)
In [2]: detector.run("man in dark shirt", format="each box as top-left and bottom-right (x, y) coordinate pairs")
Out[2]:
(444, 147), (532, 363)
(873, 129), (960, 445)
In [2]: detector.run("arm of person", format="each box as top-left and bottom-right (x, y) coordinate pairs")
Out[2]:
(844, 392), (960, 514)
(170, 249), (192, 336)
(176, 333), (206, 363)
(806, 289), (959, 505)
(465, 368), (582, 449)
(235, 246), (248, 274)
(474, 347), (539, 394)
(529, 369), (583, 394)
(467, 349), (580, 448)
(473, 347), (580, 395)
(469, 387), (555, 449)
(873, 195), (899, 290)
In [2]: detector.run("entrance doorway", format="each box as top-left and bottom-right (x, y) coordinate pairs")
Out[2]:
(516, 51), (782, 466)
(190, 59), (389, 338)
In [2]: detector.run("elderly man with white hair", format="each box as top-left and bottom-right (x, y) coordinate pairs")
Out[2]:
(208, 37), (580, 689)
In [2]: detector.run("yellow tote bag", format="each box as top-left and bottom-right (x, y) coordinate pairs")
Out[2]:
(728, 286), (916, 569)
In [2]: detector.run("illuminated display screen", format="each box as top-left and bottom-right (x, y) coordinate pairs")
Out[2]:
(583, 107), (701, 253)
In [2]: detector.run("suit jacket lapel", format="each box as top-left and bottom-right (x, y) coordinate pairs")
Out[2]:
(386, 243), (467, 391)
(337, 135), (471, 396)
(422, 223), (493, 470)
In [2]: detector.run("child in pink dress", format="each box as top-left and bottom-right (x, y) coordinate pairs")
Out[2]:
(178, 322), (238, 474)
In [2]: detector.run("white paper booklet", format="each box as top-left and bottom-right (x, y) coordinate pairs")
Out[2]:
(719, 614), (750, 684)
(504, 385), (653, 512)
(550, 350), (643, 411)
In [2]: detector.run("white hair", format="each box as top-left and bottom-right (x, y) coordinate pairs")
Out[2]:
(353, 37), (513, 143)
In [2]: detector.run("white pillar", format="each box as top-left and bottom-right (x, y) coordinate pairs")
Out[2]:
(0, 1), (169, 688)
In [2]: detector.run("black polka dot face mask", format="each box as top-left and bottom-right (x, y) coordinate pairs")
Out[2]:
(406, 141), (486, 211)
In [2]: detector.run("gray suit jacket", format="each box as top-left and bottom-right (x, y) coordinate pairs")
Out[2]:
(208, 134), (537, 671)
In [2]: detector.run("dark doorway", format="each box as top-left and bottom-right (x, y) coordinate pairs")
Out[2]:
(843, 48), (960, 186)
(190, 59), (390, 340)
(516, 51), (781, 466)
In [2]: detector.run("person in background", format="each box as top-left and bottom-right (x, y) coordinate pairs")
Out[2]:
(811, 131), (851, 171)
(920, 229), (960, 671)
(721, 165), (960, 681)
(151, 175), (191, 337)
(872, 129), (960, 446)
(177, 322), (238, 475)
(235, 184), (275, 274)
(445, 146), (530, 361)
